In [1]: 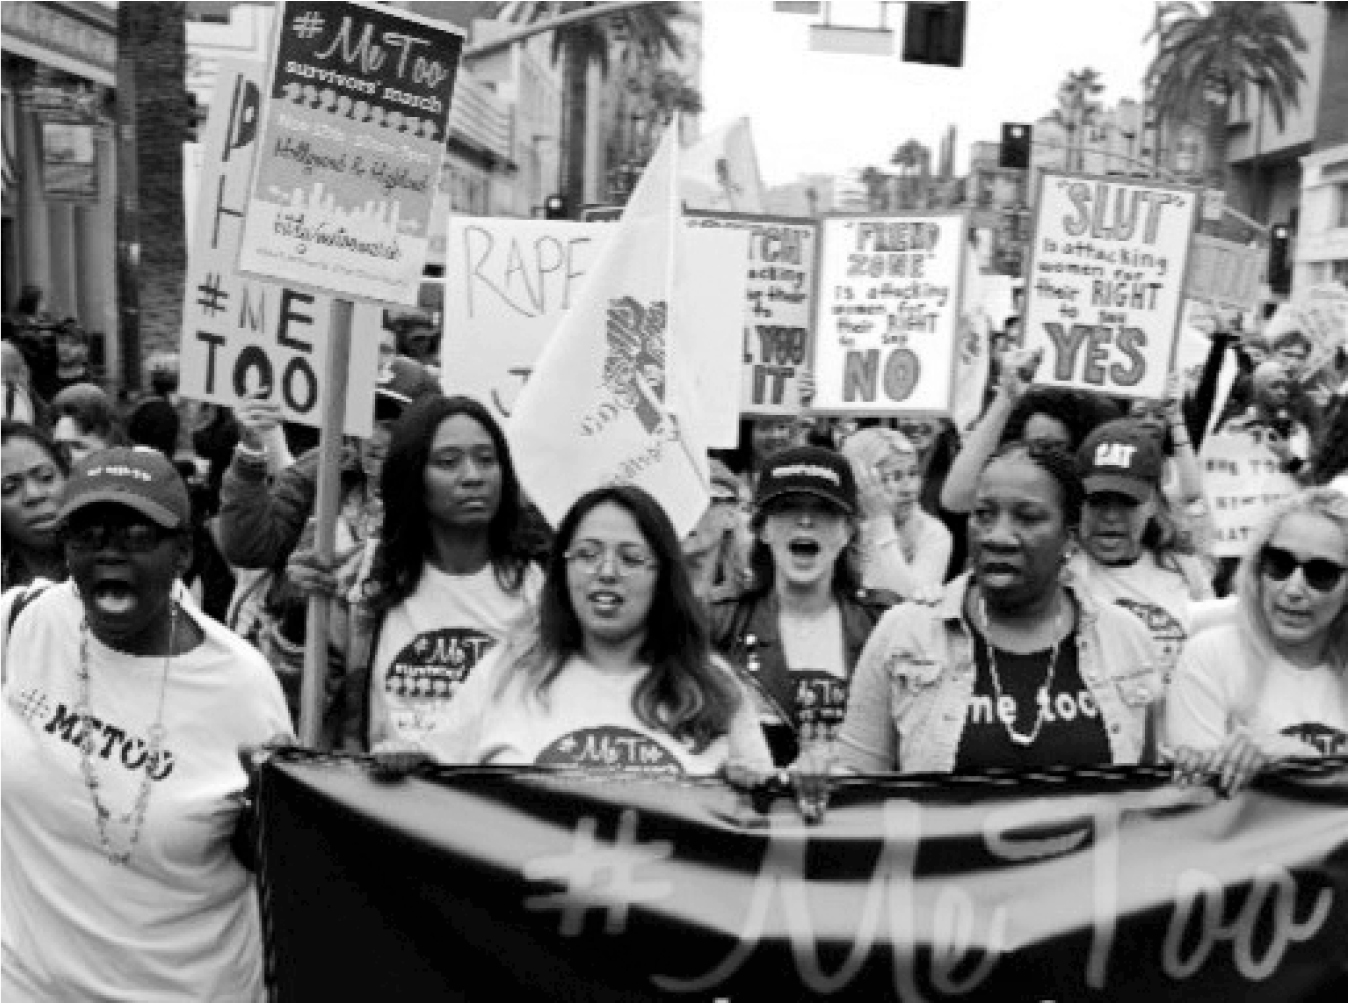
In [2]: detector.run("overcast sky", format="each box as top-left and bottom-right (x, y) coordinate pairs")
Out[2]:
(701, 0), (1160, 185)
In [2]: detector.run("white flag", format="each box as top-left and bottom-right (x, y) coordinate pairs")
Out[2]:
(509, 116), (710, 537)
(680, 117), (766, 214)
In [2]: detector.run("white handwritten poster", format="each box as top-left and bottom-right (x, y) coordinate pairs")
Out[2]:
(1022, 172), (1199, 400)
(810, 212), (966, 416)
(180, 60), (379, 436)
(1201, 429), (1301, 558)
(238, 1), (464, 304)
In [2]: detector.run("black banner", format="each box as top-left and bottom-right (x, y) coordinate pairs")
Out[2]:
(257, 755), (1348, 1001)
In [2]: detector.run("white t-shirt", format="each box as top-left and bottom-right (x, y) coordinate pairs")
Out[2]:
(369, 562), (542, 745)
(421, 652), (773, 777)
(1, 581), (293, 1003)
(859, 508), (952, 598)
(1072, 551), (1211, 686)
(1167, 625), (1348, 758)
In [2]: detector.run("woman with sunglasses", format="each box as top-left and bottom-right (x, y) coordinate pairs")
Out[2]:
(2, 421), (69, 589)
(385, 485), (770, 776)
(2, 447), (292, 1000)
(1168, 489), (1348, 794)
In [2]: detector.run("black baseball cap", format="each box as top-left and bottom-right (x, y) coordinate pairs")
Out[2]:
(58, 446), (192, 530)
(1078, 419), (1165, 503)
(755, 445), (857, 516)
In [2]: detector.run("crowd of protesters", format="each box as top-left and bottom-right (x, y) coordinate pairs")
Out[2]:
(3, 282), (1347, 999)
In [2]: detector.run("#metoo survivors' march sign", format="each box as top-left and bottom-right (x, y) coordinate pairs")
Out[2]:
(811, 213), (966, 416)
(685, 213), (817, 418)
(181, 60), (379, 436)
(1023, 172), (1199, 399)
(238, 1), (463, 304)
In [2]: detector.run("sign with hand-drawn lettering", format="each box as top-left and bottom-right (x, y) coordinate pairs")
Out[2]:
(810, 212), (966, 416)
(685, 212), (818, 418)
(1022, 171), (1199, 400)
(1185, 234), (1262, 313)
(238, 1), (464, 304)
(1200, 429), (1301, 558)
(181, 60), (379, 436)
(258, 753), (1348, 1002)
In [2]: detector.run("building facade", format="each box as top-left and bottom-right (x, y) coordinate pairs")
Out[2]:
(2, 1), (120, 377)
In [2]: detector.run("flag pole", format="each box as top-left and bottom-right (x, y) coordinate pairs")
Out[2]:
(299, 297), (352, 748)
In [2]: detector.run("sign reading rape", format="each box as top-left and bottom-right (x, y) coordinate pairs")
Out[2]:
(1022, 172), (1200, 400)
(180, 60), (379, 437)
(685, 212), (818, 417)
(810, 212), (966, 416)
(237, 1), (463, 304)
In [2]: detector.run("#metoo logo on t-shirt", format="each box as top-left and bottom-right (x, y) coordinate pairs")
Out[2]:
(385, 627), (496, 699)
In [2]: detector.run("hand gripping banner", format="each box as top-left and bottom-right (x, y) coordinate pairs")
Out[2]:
(255, 753), (1348, 1001)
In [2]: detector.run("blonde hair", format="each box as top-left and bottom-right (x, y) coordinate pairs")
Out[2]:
(840, 426), (917, 471)
(1232, 489), (1348, 709)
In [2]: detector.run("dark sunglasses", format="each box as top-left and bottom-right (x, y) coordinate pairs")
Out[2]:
(62, 521), (173, 554)
(1259, 546), (1348, 593)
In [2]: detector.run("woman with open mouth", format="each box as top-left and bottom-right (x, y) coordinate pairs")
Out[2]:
(1168, 488), (1348, 795)
(711, 445), (898, 767)
(2, 421), (70, 590)
(376, 485), (771, 778)
(2, 446), (292, 1000)
(841, 426), (952, 599)
(833, 440), (1160, 774)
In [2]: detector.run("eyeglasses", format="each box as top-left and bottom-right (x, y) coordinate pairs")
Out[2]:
(564, 542), (658, 578)
(63, 522), (171, 554)
(1259, 546), (1348, 593)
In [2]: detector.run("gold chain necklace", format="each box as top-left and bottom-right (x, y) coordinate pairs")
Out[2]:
(977, 592), (1065, 748)
(74, 602), (178, 867)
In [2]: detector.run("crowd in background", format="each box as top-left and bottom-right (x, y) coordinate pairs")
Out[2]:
(2, 279), (1347, 1000)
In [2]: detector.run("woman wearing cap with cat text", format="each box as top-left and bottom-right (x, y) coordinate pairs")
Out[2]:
(1, 446), (292, 1001)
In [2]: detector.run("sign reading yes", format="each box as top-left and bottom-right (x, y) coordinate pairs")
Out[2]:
(1022, 172), (1199, 400)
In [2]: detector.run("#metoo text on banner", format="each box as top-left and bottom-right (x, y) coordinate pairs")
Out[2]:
(1023, 173), (1199, 400)
(180, 60), (378, 437)
(810, 213), (966, 416)
(237, 1), (463, 304)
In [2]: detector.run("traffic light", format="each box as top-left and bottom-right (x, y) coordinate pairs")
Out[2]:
(1268, 224), (1292, 295)
(902, 2), (966, 67)
(543, 194), (568, 220)
(999, 123), (1031, 170)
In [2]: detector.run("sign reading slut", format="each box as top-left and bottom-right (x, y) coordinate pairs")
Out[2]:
(1022, 172), (1200, 400)
(810, 213), (966, 416)
(180, 59), (380, 437)
(237, 0), (463, 304)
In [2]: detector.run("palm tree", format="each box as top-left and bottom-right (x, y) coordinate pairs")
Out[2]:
(499, 3), (686, 214)
(1145, 2), (1307, 193)
(889, 139), (931, 209)
(1049, 67), (1105, 172)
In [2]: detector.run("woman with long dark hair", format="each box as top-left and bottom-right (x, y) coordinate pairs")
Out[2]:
(2, 421), (70, 589)
(327, 395), (543, 750)
(387, 485), (770, 775)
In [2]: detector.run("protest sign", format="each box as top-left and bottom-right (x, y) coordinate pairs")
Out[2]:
(237, 1), (463, 304)
(1022, 172), (1200, 399)
(685, 212), (817, 418)
(180, 59), (379, 437)
(810, 212), (967, 416)
(1201, 428), (1302, 557)
(1185, 234), (1262, 313)
(442, 217), (747, 447)
(259, 753), (1348, 1002)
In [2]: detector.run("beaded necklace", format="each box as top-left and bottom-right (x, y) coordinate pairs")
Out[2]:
(977, 591), (1066, 748)
(74, 601), (178, 867)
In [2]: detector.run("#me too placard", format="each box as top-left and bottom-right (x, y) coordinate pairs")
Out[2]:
(684, 212), (818, 418)
(810, 212), (967, 417)
(1022, 172), (1200, 400)
(238, 1), (463, 304)
(180, 59), (380, 437)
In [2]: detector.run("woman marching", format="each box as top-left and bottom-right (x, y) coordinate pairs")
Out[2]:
(2, 421), (69, 590)
(834, 441), (1160, 773)
(2, 446), (292, 1000)
(711, 446), (897, 766)
(1168, 488), (1348, 794)
(385, 485), (772, 776)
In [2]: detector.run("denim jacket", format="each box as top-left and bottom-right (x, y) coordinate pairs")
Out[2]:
(835, 573), (1161, 773)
